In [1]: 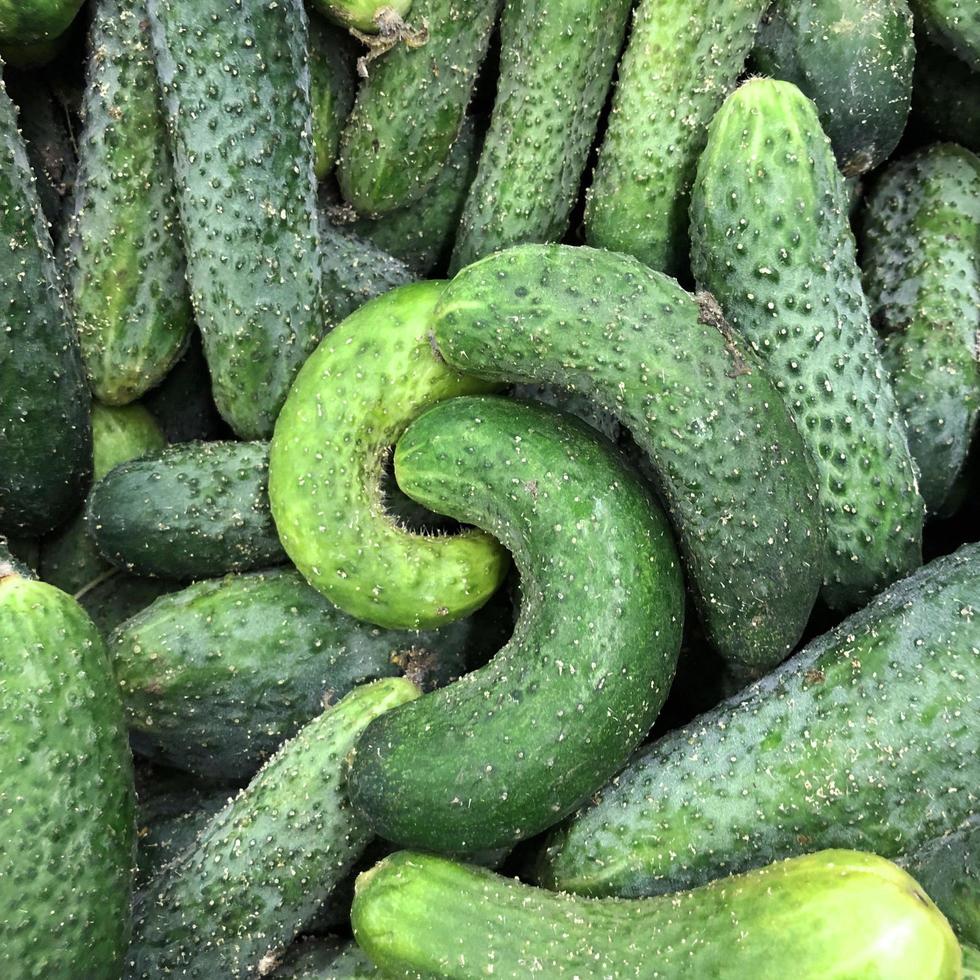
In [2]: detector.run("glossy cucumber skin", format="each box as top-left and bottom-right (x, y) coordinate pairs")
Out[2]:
(0, 0), (83, 44)
(752, 0), (914, 175)
(338, 0), (500, 215)
(911, 37), (980, 153)
(584, 0), (768, 278)
(309, 16), (355, 180)
(127, 678), (419, 979)
(433, 244), (825, 673)
(146, 0), (322, 439)
(690, 78), (923, 610)
(353, 849), (961, 979)
(448, 0), (631, 271)
(860, 143), (980, 516)
(539, 544), (980, 899)
(269, 281), (508, 630)
(912, 0), (980, 70)
(311, 0), (412, 33)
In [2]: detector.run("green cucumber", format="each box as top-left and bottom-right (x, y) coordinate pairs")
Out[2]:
(273, 939), (379, 978)
(75, 568), (178, 636)
(912, 0), (980, 70)
(337, 0), (500, 214)
(0, 569), (135, 977)
(88, 441), (287, 579)
(311, 0), (412, 34)
(347, 396), (684, 851)
(690, 77), (923, 609)
(538, 543), (980, 898)
(353, 849), (961, 979)
(127, 677), (419, 979)
(752, 0), (914, 175)
(860, 143), (980, 516)
(583, 0), (768, 278)
(0, 535), (35, 577)
(309, 16), (355, 180)
(448, 0), (631, 271)
(269, 280), (508, 630)
(433, 244), (825, 673)
(965, 944), (980, 978)
(911, 37), (980, 152)
(0, 0), (84, 44)
(146, 0), (322, 439)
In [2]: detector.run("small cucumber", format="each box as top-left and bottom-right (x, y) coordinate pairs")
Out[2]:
(0, 0), (84, 44)
(311, 0), (412, 34)
(911, 37), (980, 152)
(690, 78), (923, 609)
(353, 849), (961, 979)
(912, 0), (980, 70)
(309, 16), (355, 180)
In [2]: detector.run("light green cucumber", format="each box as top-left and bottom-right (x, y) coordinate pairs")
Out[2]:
(311, 0), (412, 33)
(309, 16), (355, 180)
(912, 0), (980, 70)
(911, 37), (980, 152)
(0, 0), (84, 44)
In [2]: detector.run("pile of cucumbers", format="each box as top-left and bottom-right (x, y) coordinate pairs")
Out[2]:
(1, 0), (978, 976)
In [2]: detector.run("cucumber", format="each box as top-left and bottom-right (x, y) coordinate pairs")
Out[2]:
(75, 567), (178, 636)
(347, 396), (683, 851)
(88, 441), (287, 579)
(112, 567), (480, 781)
(860, 143), (980, 516)
(966, 944), (980, 978)
(274, 939), (379, 978)
(309, 16), (355, 180)
(690, 77), (923, 609)
(911, 37), (980, 152)
(538, 543), (980, 898)
(127, 677), (419, 979)
(352, 849), (961, 979)
(583, 0), (768, 278)
(448, 0), (631, 271)
(752, 0), (914, 175)
(0, 569), (135, 977)
(433, 244), (825, 673)
(0, 69), (92, 537)
(337, 0), (500, 215)
(311, 0), (412, 34)
(0, 535), (35, 578)
(0, 0), (84, 44)
(912, 0), (980, 70)
(146, 0), (323, 439)
(269, 280), (508, 630)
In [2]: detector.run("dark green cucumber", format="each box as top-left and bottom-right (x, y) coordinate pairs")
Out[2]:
(0, 568), (135, 977)
(539, 543), (980, 898)
(860, 143), (980, 516)
(911, 37), (980, 152)
(752, 0), (914, 175)
(912, 0), (980, 70)
(75, 568), (178, 636)
(0, 0), (83, 44)
(0, 535), (35, 577)
(67, 0), (192, 405)
(146, 0), (322, 438)
(433, 244), (825, 672)
(448, 0), (631, 271)
(311, 0), (412, 33)
(127, 677), (419, 979)
(269, 280), (508, 630)
(353, 849), (961, 979)
(338, 0), (500, 214)
(88, 441), (287, 579)
(0, 70), (91, 537)
(273, 939), (379, 978)
(583, 0), (768, 278)
(112, 567), (481, 780)
(309, 16), (355, 180)
(348, 396), (683, 851)
(690, 78), (923, 609)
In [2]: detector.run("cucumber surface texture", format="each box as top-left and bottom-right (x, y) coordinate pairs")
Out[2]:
(912, 0), (980, 70)
(76, 568), (178, 637)
(272, 939), (380, 978)
(309, 17), (355, 180)
(311, 0), (412, 33)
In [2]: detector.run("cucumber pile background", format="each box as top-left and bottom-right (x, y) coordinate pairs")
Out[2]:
(0, 0), (978, 977)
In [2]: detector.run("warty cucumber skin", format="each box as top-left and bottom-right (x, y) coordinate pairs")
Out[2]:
(911, 37), (980, 153)
(337, 0), (500, 215)
(88, 441), (287, 580)
(583, 0), (768, 279)
(912, 0), (980, 70)
(752, 0), (914, 175)
(353, 849), (962, 979)
(309, 16), (355, 180)
(0, 0), (84, 44)
(146, 0), (323, 439)
(347, 396), (684, 852)
(269, 280), (508, 631)
(312, 0), (412, 34)
(433, 244), (825, 673)
(539, 543), (980, 899)
(690, 77), (923, 610)
(0, 70), (92, 537)
(0, 570), (136, 977)
(127, 677), (419, 980)
(448, 0), (632, 272)
(860, 143), (980, 516)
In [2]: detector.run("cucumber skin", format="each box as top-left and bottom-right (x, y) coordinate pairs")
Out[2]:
(0, 0), (83, 44)
(911, 37), (980, 152)
(913, 0), (980, 70)
(146, 0), (322, 439)
(338, 0), (500, 215)
(272, 939), (379, 978)
(584, 0), (767, 278)
(127, 677), (419, 980)
(309, 16), (355, 180)
(433, 244), (825, 673)
(0, 573), (135, 977)
(312, 0), (412, 33)
(353, 849), (961, 979)
(752, 0), (914, 175)
(860, 143), (980, 516)
(448, 0), (631, 271)
(539, 543), (980, 899)
(966, 944), (980, 978)
(76, 568), (178, 636)
(690, 78), (923, 610)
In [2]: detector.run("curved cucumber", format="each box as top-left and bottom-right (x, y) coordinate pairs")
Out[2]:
(448, 0), (631, 271)
(309, 17), (355, 180)
(860, 143), (980, 516)
(912, 0), (980, 70)
(0, 0), (83, 44)
(353, 849), (961, 979)
(911, 37), (980, 152)
(269, 280), (508, 630)
(433, 244), (824, 672)
(690, 78), (923, 609)
(312, 0), (412, 33)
